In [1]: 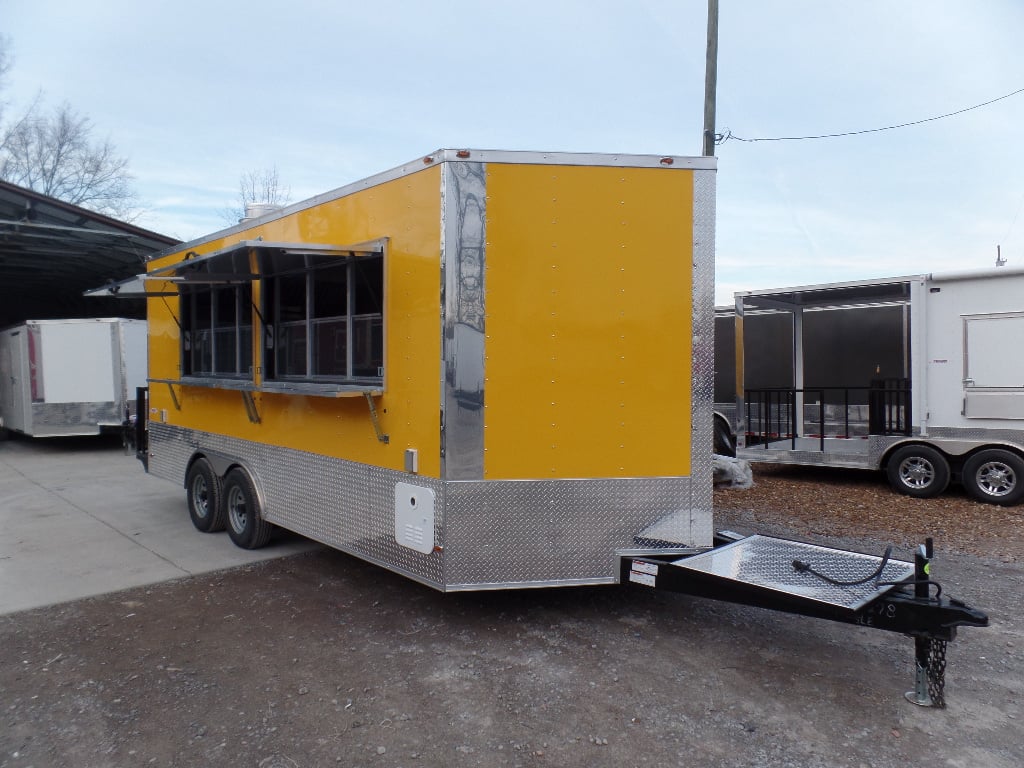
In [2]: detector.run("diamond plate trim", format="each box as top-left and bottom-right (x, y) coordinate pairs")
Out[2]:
(149, 423), (704, 589)
(444, 476), (696, 588)
(672, 535), (914, 612)
(149, 422), (446, 587)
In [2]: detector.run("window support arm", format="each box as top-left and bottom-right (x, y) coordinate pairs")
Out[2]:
(363, 392), (389, 444)
(241, 391), (261, 424)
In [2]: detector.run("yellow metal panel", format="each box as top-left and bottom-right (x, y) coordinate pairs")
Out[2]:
(146, 167), (443, 476)
(483, 164), (693, 480)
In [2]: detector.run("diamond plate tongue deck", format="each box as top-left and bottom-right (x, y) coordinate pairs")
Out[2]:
(669, 535), (915, 612)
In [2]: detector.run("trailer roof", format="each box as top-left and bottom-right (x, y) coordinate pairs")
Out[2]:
(143, 148), (716, 263)
(0, 180), (178, 326)
(734, 265), (1024, 312)
(736, 275), (915, 312)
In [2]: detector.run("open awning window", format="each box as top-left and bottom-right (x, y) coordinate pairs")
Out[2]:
(149, 239), (385, 284)
(161, 238), (388, 391)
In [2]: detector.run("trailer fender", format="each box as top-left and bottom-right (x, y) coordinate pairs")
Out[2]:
(185, 450), (237, 482)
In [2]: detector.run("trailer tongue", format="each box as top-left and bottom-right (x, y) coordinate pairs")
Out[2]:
(625, 533), (988, 708)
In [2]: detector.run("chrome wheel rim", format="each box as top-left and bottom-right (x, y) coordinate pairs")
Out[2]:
(899, 457), (934, 490)
(975, 461), (1015, 498)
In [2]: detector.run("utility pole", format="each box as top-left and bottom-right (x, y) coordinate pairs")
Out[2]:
(703, 0), (719, 156)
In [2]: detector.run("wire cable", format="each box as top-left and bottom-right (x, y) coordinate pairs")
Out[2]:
(792, 545), (893, 587)
(719, 86), (1024, 144)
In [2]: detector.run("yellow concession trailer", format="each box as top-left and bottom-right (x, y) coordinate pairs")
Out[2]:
(131, 150), (990, 705)
(140, 149), (716, 589)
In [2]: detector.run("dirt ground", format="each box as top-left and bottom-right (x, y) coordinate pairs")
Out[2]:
(2, 463), (1021, 768)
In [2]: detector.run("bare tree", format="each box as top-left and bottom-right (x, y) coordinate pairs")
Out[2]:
(222, 166), (291, 224)
(0, 39), (139, 220)
(1, 103), (138, 219)
(0, 37), (11, 123)
(0, 37), (15, 139)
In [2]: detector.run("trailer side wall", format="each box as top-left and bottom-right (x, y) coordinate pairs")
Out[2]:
(143, 152), (716, 590)
(147, 165), (444, 476)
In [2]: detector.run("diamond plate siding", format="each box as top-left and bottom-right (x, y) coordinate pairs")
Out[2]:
(926, 425), (1024, 445)
(149, 422), (446, 587)
(149, 423), (697, 590)
(443, 476), (694, 589)
(673, 535), (914, 611)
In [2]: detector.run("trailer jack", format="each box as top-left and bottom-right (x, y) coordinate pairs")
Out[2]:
(624, 534), (988, 708)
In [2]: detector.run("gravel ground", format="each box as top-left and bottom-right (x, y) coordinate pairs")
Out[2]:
(715, 463), (1024, 560)
(1, 462), (1021, 768)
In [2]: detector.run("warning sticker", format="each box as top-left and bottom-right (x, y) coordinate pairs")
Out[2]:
(629, 570), (656, 588)
(631, 561), (659, 576)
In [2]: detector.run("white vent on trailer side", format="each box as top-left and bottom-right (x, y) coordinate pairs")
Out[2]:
(395, 482), (435, 554)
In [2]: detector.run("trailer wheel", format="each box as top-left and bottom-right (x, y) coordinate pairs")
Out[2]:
(713, 415), (736, 457)
(223, 468), (274, 549)
(962, 449), (1024, 506)
(186, 459), (225, 533)
(886, 445), (950, 499)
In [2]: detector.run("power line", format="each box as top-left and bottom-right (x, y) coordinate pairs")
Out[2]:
(1002, 188), (1024, 245)
(718, 87), (1024, 144)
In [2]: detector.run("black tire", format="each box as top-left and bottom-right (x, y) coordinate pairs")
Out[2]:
(186, 458), (225, 532)
(962, 449), (1024, 506)
(886, 445), (950, 499)
(223, 467), (274, 549)
(713, 415), (736, 457)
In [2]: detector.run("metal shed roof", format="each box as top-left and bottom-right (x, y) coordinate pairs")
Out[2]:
(0, 180), (179, 327)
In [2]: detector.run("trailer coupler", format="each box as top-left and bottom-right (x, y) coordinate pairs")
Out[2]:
(623, 534), (988, 708)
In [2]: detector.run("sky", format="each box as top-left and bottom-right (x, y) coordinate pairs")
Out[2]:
(2, 0), (1023, 305)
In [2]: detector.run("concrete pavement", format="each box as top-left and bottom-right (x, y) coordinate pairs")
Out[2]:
(0, 433), (319, 615)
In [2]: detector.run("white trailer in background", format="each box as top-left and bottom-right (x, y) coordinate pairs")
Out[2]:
(0, 318), (147, 438)
(731, 268), (1024, 505)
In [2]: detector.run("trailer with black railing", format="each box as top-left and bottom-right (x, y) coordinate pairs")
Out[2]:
(726, 269), (1024, 505)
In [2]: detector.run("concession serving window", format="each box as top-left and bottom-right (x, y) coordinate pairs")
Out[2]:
(151, 239), (386, 394)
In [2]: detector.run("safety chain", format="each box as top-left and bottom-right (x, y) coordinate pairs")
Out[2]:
(925, 638), (948, 709)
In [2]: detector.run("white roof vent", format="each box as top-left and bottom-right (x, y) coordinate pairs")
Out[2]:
(240, 203), (282, 223)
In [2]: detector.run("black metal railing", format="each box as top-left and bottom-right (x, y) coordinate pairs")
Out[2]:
(745, 379), (911, 452)
(868, 378), (912, 436)
(745, 388), (823, 451)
